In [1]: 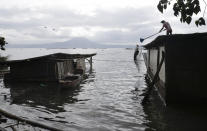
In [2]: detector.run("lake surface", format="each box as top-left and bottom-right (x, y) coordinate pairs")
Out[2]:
(0, 48), (207, 131)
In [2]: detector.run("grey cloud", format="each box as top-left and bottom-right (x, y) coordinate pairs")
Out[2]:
(0, 5), (197, 45)
(0, 6), (158, 27)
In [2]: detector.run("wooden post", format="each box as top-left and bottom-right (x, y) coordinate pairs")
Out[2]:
(89, 57), (92, 73)
(147, 49), (151, 71)
(157, 47), (160, 69)
(142, 51), (165, 105)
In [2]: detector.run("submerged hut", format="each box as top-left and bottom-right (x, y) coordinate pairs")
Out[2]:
(0, 53), (96, 83)
(143, 32), (207, 106)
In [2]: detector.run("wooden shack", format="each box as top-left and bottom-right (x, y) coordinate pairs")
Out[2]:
(1, 53), (96, 82)
(143, 32), (207, 106)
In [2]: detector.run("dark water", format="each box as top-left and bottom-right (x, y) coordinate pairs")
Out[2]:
(0, 48), (207, 131)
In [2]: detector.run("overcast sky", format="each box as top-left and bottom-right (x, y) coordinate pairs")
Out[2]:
(0, 0), (206, 45)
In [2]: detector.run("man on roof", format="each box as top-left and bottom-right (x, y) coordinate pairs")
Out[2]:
(159, 20), (172, 35)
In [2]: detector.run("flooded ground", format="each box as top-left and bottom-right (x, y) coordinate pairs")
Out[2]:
(0, 48), (207, 131)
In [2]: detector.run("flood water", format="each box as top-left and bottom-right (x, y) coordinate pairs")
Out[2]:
(0, 48), (207, 131)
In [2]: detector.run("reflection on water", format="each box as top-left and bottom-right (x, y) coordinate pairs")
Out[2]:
(5, 82), (82, 113)
(143, 90), (207, 131)
(0, 48), (207, 131)
(142, 73), (207, 131)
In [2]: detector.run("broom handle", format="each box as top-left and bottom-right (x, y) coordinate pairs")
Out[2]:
(144, 31), (160, 39)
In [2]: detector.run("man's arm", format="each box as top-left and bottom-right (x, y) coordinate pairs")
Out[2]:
(159, 26), (164, 32)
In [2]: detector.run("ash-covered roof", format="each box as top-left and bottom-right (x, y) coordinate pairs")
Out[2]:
(0, 52), (96, 65)
(143, 32), (207, 49)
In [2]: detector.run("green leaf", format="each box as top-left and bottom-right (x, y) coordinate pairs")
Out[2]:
(181, 10), (187, 20)
(199, 17), (206, 25)
(0, 37), (7, 50)
(157, 2), (163, 13)
(0, 45), (5, 50)
(173, 3), (179, 11)
(192, 0), (199, 5)
(164, 4), (167, 9)
(195, 20), (199, 26)
(174, 11), (179, 16)
(180, 17), (183, 23)
(161, 0), (168, 4)
(186, 9), (191, 16)
(186, 16), (192, 24)
(194, 5), (201, 14)
(173, 3), (180, 16)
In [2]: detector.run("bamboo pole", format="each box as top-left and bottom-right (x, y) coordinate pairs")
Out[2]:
(0, 108), (64, 131)
(89, 57), (92, 73)
(142, 51), (165, 105)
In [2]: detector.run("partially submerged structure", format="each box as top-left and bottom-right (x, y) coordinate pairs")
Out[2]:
(143, 32), (207, 106)
(0, 53), (96, 84)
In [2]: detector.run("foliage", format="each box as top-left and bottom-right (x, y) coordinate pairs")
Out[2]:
(0, 55), (8, 62)
(0, 36), (8, 69)
(157, 0), (206, 26)
(0, 37), (8, 50)
(0, 55), (8, 70)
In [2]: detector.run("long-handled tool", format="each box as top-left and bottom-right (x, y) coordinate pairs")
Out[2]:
(140, 31), (163, 43)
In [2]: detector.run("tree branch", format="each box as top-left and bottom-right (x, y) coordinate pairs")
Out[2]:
(203, 0), (207, 17)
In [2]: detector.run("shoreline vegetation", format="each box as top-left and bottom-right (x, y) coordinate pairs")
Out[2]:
(0, 55), (9, 71)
